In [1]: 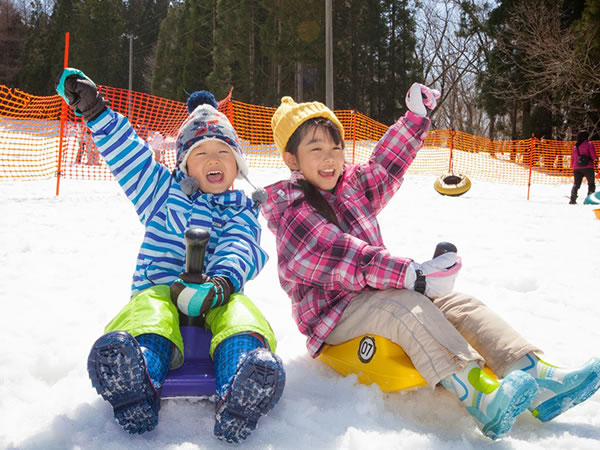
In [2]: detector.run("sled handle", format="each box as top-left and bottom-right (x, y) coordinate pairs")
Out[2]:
(433, 242), (457, 258)
(180, 228), (210, 328)
(185, 228), (210, 274)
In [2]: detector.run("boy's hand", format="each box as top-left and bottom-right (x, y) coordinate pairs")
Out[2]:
(55, 68), (108, 122)
(170, 275), (234, 317)
(404, 252), (461, 299)
(405, 82), (440, 117)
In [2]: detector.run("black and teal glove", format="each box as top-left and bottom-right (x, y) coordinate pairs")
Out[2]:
(170, 273), (234, 317)
(55, 68), (108, 122)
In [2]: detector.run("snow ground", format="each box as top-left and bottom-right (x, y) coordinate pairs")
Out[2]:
(1, 169), (599, 449)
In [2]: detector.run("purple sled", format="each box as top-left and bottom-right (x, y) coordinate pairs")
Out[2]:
(161, 326), (216, 398)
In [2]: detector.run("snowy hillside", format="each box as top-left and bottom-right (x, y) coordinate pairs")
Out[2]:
(1, 169), (599, 449)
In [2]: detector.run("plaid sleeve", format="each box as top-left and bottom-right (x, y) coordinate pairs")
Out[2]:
(348, 111), (430, 214)
(278, 203), (412, 291)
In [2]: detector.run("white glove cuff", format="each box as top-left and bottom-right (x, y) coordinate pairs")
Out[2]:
(404, 262), (417, 290)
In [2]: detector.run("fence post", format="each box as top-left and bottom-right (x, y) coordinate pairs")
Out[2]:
(351, 110), (357, 164)
(56, 32), (70, 196)
(449, 129), (455, 173)
(527, 133), (534, 200)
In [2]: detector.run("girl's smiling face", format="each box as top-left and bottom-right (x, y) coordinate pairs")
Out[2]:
(186, 139), (238, 194)
(283, 125), (345, 191)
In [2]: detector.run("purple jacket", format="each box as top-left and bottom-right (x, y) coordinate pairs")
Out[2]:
(262, 111), (431, 357)
(572, 140), (597, 169)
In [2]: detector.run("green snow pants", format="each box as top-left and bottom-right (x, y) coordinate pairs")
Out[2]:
(104, 285), (277, 369)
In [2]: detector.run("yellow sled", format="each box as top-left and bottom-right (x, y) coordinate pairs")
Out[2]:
(319, 335), (496, 392)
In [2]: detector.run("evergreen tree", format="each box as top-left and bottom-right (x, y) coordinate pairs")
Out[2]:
(382, 0), (420, 122)
(16, 0), (54, 94)
(1, 0), (28, 88)
(71, 0), (127, 88)
(152, 1), (187, 99)
(124, 0), (169, 92)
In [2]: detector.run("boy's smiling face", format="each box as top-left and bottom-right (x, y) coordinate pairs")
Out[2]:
(283, 125), (345, 191)
(186, 139), (238, 194)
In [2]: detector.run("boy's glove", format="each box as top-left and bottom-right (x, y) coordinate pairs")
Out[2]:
(405, 82), (440, 118)
(403, 252), (461, 299)
(170, 274), (234, 317)
(55, 68), (108, 122)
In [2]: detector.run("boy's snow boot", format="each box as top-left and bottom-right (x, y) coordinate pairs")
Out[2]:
(506, 353), (600, 422)
(136, 333), (173, 391)
(213, 333), (285, 443)
(441, 362), (538, 440)
(87, 331), (163, 434)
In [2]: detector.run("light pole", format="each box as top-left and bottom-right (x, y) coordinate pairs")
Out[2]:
(325, 0), (333, 110)
(123, 33), (136, 118)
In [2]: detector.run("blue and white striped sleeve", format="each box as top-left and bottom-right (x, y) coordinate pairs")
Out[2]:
(88, 109), (171, 224)
(205, 206), (268, 292)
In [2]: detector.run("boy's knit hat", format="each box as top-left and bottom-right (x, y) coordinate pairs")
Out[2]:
(271, 96), (344, 155)
(175, 91), (267, 204)
(175, 91), (248, 180)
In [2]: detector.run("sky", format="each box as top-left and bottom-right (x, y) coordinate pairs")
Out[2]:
(1, 163), (600, 450)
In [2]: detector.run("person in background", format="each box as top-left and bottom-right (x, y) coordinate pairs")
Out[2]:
(569, 130), (597, 204)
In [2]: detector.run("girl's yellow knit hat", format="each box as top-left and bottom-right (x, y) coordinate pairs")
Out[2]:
(271, 96), (344, 155)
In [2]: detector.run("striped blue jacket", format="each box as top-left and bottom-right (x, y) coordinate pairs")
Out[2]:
(88, 108), (268, 297)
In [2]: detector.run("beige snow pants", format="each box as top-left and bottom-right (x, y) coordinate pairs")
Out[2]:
(324, 289), (541, 387)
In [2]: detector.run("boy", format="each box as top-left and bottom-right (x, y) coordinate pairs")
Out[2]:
(55, 69), (285, 444)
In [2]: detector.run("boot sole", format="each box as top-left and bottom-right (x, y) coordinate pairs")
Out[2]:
(87, 331), (160, 434)
(481, 372), (538, 440)
(532, 360), (600, 422)
(214, 349), (285, 443)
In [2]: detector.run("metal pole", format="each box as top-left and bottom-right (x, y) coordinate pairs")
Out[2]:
(129, 34), (133, 93)
(123, 33), (134, 118)
(325, 0), (333, 109)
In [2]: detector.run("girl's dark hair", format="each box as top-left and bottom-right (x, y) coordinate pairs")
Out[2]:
(576, 130), (589, 149)
(286, 118), (344, 228)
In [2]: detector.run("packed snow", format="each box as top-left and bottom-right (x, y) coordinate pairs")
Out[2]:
(1, 167), (599, 449)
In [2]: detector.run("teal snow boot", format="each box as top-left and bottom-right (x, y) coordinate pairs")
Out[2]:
(213, 333), (285, 443)
(506, 353), (600, 422)
(87, 331), (172, 434)
(441, 362), (538, 440)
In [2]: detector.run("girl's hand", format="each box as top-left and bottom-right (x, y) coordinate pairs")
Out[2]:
(403, 252), (461, 299)
(405, 83), (441, 117)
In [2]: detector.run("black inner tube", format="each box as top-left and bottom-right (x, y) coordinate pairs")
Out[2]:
(443, 175), (463, 185)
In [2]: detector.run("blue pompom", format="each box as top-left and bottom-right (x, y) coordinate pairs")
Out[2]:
(187, 91), (218, 113)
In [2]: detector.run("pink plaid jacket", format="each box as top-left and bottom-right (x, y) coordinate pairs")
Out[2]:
(262, 111), (431, 357)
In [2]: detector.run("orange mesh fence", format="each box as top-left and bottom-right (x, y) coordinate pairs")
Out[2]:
(0, 86), (63, 180)
(1, 84), (598, 190)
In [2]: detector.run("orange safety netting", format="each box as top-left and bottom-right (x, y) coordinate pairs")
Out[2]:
(1, 84), (598, 189)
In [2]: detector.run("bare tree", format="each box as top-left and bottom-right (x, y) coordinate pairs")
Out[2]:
(488, 0), (600, 137)
(414, 0), (488, 135)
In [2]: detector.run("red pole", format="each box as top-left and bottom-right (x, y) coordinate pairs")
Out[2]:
(56, 32), (70, 196)
(527, 133), (534, 200)
(448, 129), (455, 173)
(351, 110), (356, 164)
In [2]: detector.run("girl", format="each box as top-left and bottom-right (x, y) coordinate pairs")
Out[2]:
(262, 84), (600, 440)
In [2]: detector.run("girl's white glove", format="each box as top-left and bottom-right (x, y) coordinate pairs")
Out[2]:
(405, 82), (441, 117)
(404, 252), (461, 299)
